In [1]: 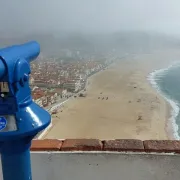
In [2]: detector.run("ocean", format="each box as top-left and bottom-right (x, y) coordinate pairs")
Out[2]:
(148, 62), (180, 139)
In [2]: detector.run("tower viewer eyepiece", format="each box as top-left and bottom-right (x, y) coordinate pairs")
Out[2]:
(0, 41), (40, 79)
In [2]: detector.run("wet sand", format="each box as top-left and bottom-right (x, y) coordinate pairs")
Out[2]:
(44, 49), (180, 140)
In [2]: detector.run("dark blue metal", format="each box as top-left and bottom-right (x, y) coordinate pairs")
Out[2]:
(1, 141), (32, 180)
(0, 41), (51, 180)
(0, 60), (5, 78)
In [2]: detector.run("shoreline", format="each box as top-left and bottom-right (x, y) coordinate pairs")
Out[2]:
(147, 63), (180, 140)
(44, 57), (168, 140)
(43, 51), (180, 140)
(37, 63), (114, 139)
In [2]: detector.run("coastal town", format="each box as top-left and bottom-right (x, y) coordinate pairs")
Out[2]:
(30, 53), (114, 114)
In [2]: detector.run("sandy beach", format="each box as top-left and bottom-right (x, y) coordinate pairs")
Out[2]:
(44, 49), (180, 140)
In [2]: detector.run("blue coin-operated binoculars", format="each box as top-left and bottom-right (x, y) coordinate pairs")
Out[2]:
(0, 41), (51, 180)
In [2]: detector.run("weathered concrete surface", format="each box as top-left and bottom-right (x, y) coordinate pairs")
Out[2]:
(2, 152), (180, 180)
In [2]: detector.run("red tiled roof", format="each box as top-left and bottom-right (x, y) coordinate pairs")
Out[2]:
(32, 90), (45, 100)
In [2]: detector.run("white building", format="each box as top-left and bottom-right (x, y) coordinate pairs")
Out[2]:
(63, 80), (81, 92)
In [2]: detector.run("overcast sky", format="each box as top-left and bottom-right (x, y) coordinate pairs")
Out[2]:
(1, 0), (180, 35)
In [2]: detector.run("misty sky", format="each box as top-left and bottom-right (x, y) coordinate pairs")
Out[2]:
(1, 0), (180, 35)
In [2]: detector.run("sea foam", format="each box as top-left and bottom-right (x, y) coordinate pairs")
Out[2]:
(147, 62), (180, 140)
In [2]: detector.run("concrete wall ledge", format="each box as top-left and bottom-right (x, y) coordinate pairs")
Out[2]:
(31, 139), (180, 153)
